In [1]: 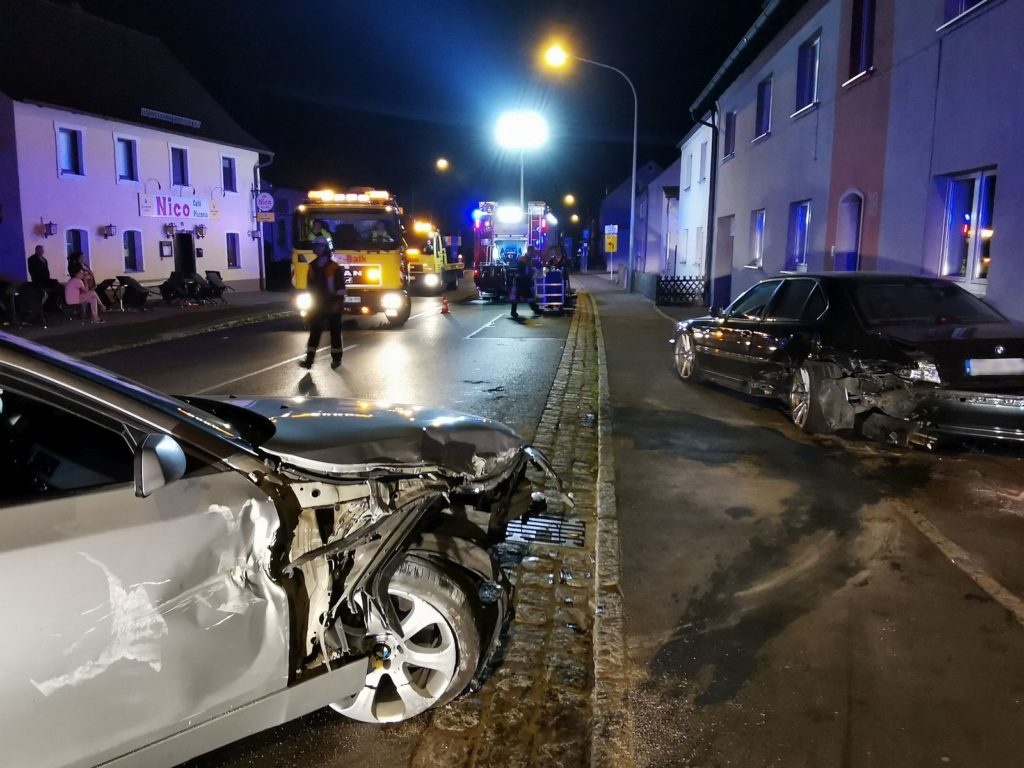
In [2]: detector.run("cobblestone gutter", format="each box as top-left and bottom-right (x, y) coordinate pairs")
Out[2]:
(412, 292), (631, 767)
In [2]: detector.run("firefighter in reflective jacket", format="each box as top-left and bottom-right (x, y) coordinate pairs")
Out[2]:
(299, 241), (345, 369)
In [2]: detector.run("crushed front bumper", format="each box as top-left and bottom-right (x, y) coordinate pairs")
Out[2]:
(914, 389), (1024, 443)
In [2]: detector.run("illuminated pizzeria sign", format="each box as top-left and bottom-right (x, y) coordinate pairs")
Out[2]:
(138, 193), (221, 220)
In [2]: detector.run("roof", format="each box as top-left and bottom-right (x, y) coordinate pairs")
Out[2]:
(689, 0), (808, 117)
(0, 0), (270, 154)
(760, 273), (949, 285)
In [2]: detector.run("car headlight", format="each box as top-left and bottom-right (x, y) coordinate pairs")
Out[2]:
(295, 292), (313, 312)
(381, 292), (404, 310)
(898, 360), (941, 384)
(423, 273), (441, 287)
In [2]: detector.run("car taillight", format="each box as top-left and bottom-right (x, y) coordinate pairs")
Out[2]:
(473, 269), (480, 279)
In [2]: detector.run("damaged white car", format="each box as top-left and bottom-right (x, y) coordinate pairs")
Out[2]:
(0, 333), (564, 768)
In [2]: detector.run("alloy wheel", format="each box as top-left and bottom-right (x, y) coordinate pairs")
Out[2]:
(331, 586), (460, 723)
(675, 333), (696, 379)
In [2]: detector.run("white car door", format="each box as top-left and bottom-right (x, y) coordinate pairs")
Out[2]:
(0, 384), (289, 768)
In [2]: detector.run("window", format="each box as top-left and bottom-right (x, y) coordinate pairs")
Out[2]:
(170, 146), (189, 187)
(943, 0), (986, 22)
(723, 111), (737, 158)
(684, 153), (693, 189)
(850, 0), (875, 77)
(767, 279), (818, 320)
(123, 230), (143, 272)
(796, 34), (820, 111)
(0, 387), (135, 503)
(749, 209), (766, 268)
(941, 169), (996, 284)
(680, 229), (689, 264)
(727, 280), (781, 320)
(65, 229), (89, 263)
(695, 226), (704, 268)
(115, 136), (138, 182)
(786, 200), (811, 272)
(226, 232), (241, 269)
(56, 126), (84, 176)
(699, 141), (708, 181)
(221, 155), (237, 193)
(755, 77), (772, 138)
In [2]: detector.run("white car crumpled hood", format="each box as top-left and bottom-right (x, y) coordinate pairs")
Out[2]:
(226, 397), (527, 479)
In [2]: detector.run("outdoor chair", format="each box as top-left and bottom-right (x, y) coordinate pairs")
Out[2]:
(158, 272), (192, 306)
(205, 270), (234, 302)
(190, 272), (216, 304)
(11, 283), (48, 328)
(117, 275), (158, 310)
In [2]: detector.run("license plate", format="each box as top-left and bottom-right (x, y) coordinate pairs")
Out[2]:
(965, 358), (1024, 376)
(343, 296), (361, 304)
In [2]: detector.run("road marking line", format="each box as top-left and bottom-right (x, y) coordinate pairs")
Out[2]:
(192, 343), (359, 394)
(896, 501), (1024, 628)
(465, 315), (501, 339)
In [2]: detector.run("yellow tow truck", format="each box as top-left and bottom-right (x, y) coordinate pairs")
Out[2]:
(291, 188), (411, 327)
(405, 219), (464, 294)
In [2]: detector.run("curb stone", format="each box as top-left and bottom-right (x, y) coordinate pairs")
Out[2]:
(589, 298), (634, 768)
(412, 291), (615, 767)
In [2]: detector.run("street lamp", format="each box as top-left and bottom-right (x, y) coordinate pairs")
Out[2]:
(545, 42), (638, 292)
(564, 193), (576, 206)
(495, 110), (549, 211)
(435, 157), (450, 172)
(570, 213), (580, 224)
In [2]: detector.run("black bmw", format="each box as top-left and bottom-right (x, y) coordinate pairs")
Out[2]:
(671, 274), (1024, 446)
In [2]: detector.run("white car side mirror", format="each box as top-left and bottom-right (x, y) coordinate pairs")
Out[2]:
(134, 434), (187, 498)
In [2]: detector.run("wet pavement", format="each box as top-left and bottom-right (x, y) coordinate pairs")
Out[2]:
(585, 275), (1024, 768)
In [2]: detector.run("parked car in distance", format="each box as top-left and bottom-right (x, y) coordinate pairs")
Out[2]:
(0, 332), (563, 768)
(671, 274), (1024, 447)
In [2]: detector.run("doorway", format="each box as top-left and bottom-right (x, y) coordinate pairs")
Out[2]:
(174, 232), (196, 275)
(834, 191), (863, 271)
(713, 215), (735, 307)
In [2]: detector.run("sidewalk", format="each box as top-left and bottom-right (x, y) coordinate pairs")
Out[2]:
(4, 290), (296, 357)
(574, 271), (708, 324)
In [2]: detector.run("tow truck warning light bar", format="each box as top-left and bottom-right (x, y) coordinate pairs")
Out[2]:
(307, 189), (392, 203)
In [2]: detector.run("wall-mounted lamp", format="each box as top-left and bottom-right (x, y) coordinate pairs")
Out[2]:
(102, 224), (117, 238)
(194, 224), (207, 239)
(163, 223), (177, 237)
(248, 229), (261, 240)
(144, 178), (162, 193)
(175, 184), (196, 196)
(41, 219), (58, 237)
(210, 186), (226, 199)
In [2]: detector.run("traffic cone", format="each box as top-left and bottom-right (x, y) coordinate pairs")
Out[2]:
(440, 295), (450, 314)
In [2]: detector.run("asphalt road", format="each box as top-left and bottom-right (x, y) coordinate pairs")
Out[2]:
(586, 277), (1024, 768)
(86, 286), (573, 768)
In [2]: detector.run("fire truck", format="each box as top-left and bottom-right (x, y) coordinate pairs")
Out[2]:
(291, 188), (411, 327)
(405, 219), (464, 294)
(472, 201), (550, 301)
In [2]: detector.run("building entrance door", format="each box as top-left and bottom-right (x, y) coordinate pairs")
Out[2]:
(713, 215), (735, 307)
(174, 232), (196, 275)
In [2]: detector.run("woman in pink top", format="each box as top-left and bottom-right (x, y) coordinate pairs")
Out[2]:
(64, 274), (104, 322)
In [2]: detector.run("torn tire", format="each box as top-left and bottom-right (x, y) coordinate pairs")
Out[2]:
(789, 362), (832, 434)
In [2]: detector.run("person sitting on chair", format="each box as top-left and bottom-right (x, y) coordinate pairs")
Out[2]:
(369, 220), (394, 246)
(64, 271), (104, 323)
(68, 252), (112, 308)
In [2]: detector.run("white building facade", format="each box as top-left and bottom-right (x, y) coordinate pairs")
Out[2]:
(3, 99), (263, 288)
(0, 0), (271, 290)
(675, 120), (713, 279)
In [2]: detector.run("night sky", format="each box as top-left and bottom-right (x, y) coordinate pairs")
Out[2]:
(77, 0), (765, 229)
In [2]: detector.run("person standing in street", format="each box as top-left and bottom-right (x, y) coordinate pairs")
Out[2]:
(299, 240), (345, 369)
(510, 247), (541, 319)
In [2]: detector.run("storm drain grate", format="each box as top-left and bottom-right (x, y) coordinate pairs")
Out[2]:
(505, 515), (586, 548)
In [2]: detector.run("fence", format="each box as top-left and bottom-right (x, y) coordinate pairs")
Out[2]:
(655, 276), (708, 306)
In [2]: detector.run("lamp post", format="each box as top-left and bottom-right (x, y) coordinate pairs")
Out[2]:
(545, 43), (638, 292)
(495, 110), (549, 212)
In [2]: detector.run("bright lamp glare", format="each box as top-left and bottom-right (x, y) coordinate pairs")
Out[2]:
(496, 205), (524, 223)
(495, 111), (549, 150)
(545, 213), (558, 225)
(545, 44), (568, 67)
